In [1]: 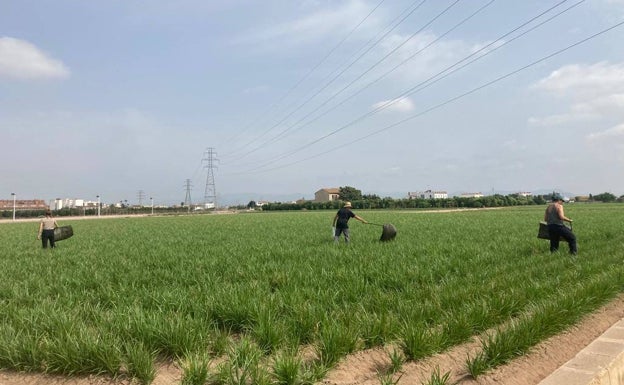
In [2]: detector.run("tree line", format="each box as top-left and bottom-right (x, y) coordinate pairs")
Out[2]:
(254, 187), (624, 211)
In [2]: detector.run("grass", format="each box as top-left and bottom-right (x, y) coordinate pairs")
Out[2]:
(0, 204), (623, 383)
(423, 366), (452, 385)
(180, 352), (210, 385)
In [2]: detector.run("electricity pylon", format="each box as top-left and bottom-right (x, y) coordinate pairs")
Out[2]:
(203, 147), (218, 210)
(184, 179), (192, 213)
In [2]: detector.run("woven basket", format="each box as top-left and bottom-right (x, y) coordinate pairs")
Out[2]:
(54, 225), (74, 242)
(380, 224), (397, 242)
(537, 221), (549, 239)
(537, 222), (568, 242)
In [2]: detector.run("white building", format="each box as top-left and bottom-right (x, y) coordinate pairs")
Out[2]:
(408, 190), (448, 199)
(54, 198), (99, 210)
(54, 198), (84, 209)
(459, 192), (484, 198)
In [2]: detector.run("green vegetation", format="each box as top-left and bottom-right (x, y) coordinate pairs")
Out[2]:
(423, 367), (452, 385)
(0, 204), (623, 383)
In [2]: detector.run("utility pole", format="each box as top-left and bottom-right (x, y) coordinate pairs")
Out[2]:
(203, 147), (218, 210)
(184, 179), (193, 213)
(11, 192), (16, 221)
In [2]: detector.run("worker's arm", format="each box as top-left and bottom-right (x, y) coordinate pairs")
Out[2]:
(354, 215), (368, 224)
(556, 205), (572, 223)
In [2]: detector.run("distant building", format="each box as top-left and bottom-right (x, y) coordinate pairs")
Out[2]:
(0, 199), (47, 210)
(408, 190), (448, 199)
(53, 198), (102, 210)
(459, 192), (484, 198)
(54, 198), (85, 210)
(517, 192), (532, 197)
(315, 188), (340, 202)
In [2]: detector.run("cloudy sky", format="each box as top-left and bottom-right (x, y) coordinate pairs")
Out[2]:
(2, 0), (624, 205)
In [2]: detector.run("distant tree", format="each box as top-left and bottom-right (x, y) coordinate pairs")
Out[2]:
(339, 186), (362, 202)
(247, 200), (257, 209)
(593, 192), (616, 202)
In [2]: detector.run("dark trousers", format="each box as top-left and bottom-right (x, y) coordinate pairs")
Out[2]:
(42, 229), (55, 248)
(547, 224), (577, 254)
(334, 227), (350, 243)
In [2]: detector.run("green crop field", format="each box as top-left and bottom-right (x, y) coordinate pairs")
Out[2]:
(1, 204), (623, 384)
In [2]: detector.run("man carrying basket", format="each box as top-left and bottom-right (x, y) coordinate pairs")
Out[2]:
(544, 194), (577, 255)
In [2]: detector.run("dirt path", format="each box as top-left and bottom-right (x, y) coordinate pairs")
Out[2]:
(323, 294), (624, 385)
(1, 295), (624, 385)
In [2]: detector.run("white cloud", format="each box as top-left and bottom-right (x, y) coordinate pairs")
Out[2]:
(502, 139), (527, 151)
(0, 37), (70, 80)
(372, 97), (414, 113)
(532, 61), (624, 97)
(529, 62), (624, 126)
(242, 85), (270, 95)
(374, 30), (499, 86)
(587, 123), (624, 140)
(232, 0), (374, 50)
(528, 104), (600, 126)
(605, 0), (624, 6)
(586, 123), (624, 164)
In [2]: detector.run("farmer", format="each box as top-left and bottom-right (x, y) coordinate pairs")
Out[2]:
(37, 209), (59, 249)
(332, 201), (367, 243)
(544, 193), (577, 255)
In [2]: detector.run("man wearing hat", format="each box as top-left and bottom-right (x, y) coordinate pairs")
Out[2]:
(332, 201), (367, 243)
(544, 193), (577, 255)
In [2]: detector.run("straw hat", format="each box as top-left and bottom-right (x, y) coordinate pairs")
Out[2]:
(344, 201), (352, 208)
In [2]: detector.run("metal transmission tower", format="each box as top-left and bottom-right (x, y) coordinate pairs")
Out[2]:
(137, 190), (146, 206)
(183, 179), (193, 213)
(202, 147), (218, 210)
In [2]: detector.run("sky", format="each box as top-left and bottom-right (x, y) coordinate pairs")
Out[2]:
(2, 0), (624, 206)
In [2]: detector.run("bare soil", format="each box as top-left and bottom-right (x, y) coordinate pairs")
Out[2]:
(1, 295), (623, 385)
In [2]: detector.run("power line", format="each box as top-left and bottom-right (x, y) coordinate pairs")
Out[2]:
(221, 0), (387, 158)
(221, 0), (428, 162)
(231, 0), (577, 172)
(258, 0), (497, 150)
(190, 149), (206, 182)
(228, 0), (465, 165)
(277, 0), (585, 157)
(237, 18), (624, 175)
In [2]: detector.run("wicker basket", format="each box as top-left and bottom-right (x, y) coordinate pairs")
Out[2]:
(380, 224), (397, 242)
(54, 225), (74, 241)
(537, 222), (568, 242)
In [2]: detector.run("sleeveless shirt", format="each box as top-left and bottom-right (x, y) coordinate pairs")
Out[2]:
(41, 217), (56, 230)
(545, 204), (564, 226)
